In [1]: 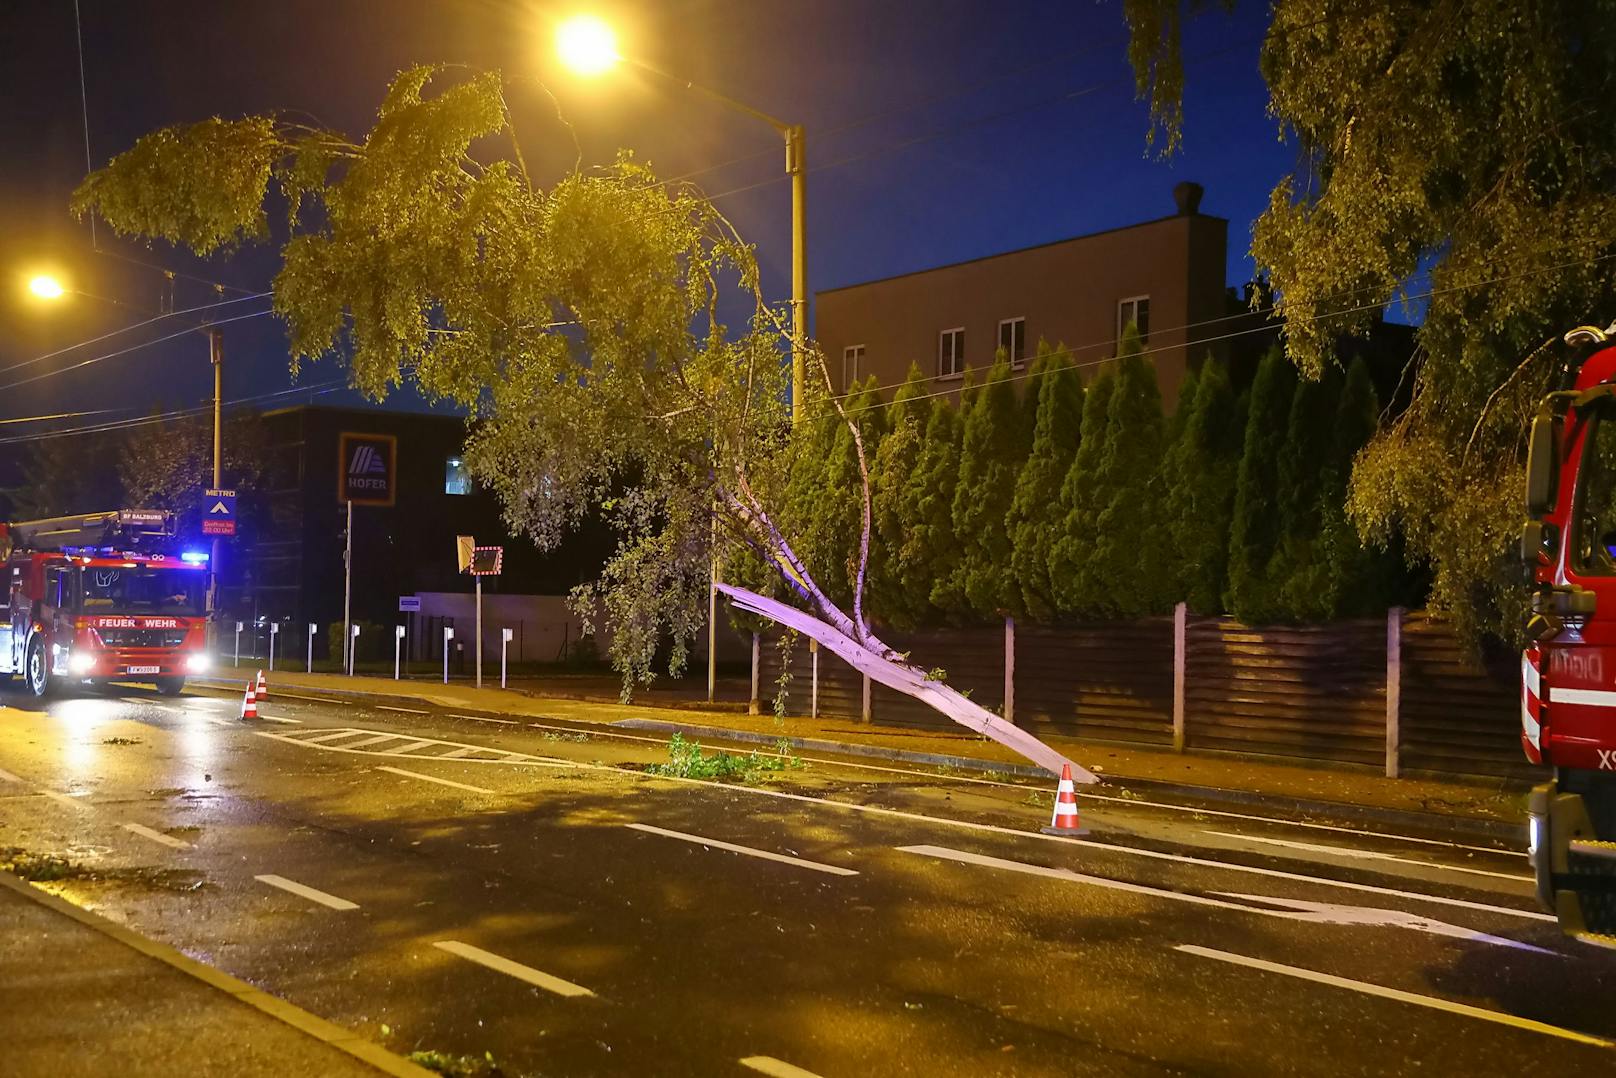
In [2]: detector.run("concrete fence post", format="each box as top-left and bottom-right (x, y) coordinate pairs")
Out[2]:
(810, 638), (820, 718)
(861, 672), (872, 724)
(749, 632), (761, 716)
(1172, 602), (1187, 752)
(1003, 615), (1016, 726)
(1386, 607), (1404, 778)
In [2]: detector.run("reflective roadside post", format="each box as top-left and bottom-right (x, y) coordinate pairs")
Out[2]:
(395, 625), (405, 681)
(349, 624), (360, 676)
(307, 623), (317, 673)
(268, 622), (279, 672)
(501, 627), (513, 689)
(443, 626), (454, 685)
(234, 621), (243, 667)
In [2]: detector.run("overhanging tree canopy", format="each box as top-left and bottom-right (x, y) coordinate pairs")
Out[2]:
(73, 66), (1087, 778)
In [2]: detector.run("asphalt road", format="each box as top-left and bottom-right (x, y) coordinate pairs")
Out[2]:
(0, 679), (1610, 1077)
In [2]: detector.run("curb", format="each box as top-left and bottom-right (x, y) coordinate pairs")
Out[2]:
(0, 870), (433, 1077)
(194, 677), (1525, 844)
(610, 717), (1524, 843)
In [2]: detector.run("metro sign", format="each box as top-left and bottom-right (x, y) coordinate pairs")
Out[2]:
(338, 433), (397, 506)
(202, 488), (236, 536)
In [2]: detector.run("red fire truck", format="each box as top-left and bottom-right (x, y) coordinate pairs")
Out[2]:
(0, 510), (212, 697)
(1522, 324), (1616, 946)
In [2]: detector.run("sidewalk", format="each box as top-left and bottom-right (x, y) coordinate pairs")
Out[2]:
(0, 870), (428, 1077)
(204, 665), (1529, 837)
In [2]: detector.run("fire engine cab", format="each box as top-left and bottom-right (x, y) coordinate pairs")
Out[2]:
(0, 510), (211, 697)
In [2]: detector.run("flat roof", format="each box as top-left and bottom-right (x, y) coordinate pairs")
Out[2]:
(816, 211), (1227, 297)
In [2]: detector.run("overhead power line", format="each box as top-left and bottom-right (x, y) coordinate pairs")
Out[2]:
(0, 308), (274, 394)
(0, 378), (348, 447)
(0, 291), (272, 378)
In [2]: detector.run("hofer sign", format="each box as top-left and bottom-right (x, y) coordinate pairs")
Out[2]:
(339, 432), (397, 506)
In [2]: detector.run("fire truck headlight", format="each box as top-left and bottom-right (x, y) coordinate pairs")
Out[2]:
(69, 652), (95, 675)
(186, 653), (211, 674)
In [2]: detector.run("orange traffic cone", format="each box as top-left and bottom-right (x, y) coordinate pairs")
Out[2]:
(256, 669), (267, 700)
(1041, 763), (1088, 837)
(241, 682), (258, 721)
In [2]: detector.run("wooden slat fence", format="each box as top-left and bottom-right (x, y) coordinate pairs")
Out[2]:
(753, 610), (1544, 780)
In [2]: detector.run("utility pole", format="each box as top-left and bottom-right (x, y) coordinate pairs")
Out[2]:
(787, 124), (807, 425)
(474, 574), (483, 689)
(204, 328), (223, 646)
(342, 499), (353, 675)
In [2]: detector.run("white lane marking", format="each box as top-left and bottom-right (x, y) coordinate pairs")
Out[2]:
(1548, 687), (1616, 708)
(304, 730), (366, 744)
(1176, 945), (1611, 1048)
(375, 705), (429, 715)
(902, 846), (1554, 952)
(122, 822), (191, 850)
(40, 789), (92, 811)
(255, 873), (359, 911)
(261, 715), (302, 724)
(261, 722), (1546, 922)
(1215, 892), (1554, 954)
(458, 714), (518, 725)
(1202, 831), (1533, 882)
(439, 747), (483, 759)
(341, 733), (403, 749)
(0, 767), (23, 783)
(740, 1057), (825, 1078)
(384, 739), (437, 754)
(581, 723), (1518, 859)
(626, 823), (858, 877)
(432, 940), (594, 998)
(122, 698), (182, 713)
(204, 717), (233, 727)
(375, 766), (495, 795)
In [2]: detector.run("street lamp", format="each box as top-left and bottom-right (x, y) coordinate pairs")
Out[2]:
(22, 272), (227, 630)
(554, 16), (809, 426)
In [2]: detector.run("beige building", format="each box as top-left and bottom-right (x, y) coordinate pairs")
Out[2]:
(814, 183), (1227, 409)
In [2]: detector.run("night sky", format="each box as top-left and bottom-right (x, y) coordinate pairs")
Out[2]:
(0, 0), (1289, 435)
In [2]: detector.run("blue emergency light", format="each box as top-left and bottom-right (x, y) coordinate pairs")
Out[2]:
(181, 551), (209, 565)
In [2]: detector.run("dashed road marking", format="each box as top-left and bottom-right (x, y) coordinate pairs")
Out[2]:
(261, 715), (302, 724)
(255, 874), (359, 911)
(626, 823), (858, 877)
(459, 714), (518, 725)
(432, 940), (594, 998)
(740, 1057), (825, 1078)
(376, 766), (495, 795)
(376, 705), (429, 715)
(1176, 945), (1612, 1047)
(0, 766), (23, 783)
(122, 822), (191, 850)
(204, 717), (234, 727)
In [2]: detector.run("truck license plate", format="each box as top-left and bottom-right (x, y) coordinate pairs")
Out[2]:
(125, 666), (161, 675)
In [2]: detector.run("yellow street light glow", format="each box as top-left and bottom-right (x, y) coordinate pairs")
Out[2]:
(28, 275), (66, 300)
(556, 15), (619, 76)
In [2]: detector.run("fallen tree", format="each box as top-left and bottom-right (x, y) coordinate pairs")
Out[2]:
(74, 67), (1089, 780)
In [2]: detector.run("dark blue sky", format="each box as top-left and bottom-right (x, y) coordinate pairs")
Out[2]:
(0, 0), (1291, 432)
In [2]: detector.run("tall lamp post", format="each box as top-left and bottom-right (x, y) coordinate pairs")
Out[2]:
(555, 15), (808, 426)
(25, 273), (227, 634)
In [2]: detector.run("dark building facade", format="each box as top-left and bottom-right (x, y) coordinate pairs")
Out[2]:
(815, 183), (1227, 409)
(223, 405), (603, 656)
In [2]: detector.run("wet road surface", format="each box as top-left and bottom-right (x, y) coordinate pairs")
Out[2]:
(0, 681), (1610, 1076)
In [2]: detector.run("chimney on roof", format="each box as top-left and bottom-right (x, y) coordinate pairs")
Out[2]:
(1173, 181), (1204, 216)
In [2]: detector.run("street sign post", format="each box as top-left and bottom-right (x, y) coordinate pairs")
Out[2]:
(442, 626), (454, 685)
(268, 622), (279, 672)
(501, 627), (514, 689)
(465, 546), (503, 690)
(202, 489), (237, 537)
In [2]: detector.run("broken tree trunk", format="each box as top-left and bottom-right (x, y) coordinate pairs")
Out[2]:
(716, 582), (1096, 782)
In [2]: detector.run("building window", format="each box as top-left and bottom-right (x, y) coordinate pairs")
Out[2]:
(842, 344), (865, 391)
(998, 317), (1026, 366)
(938, 327), (965, 378)
(445, 457), (470, 496)
(1118, 296), (1150, 345)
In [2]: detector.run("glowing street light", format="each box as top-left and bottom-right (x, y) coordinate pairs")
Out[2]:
(556, 15), (619, 76)
(27, 274), (66, 300)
